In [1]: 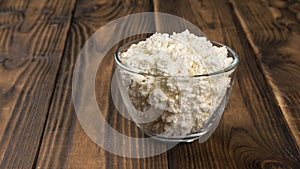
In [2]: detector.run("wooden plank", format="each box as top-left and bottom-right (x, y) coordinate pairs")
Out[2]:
(154, 0), (300, 168)
(0, 0), (76, 168)
(35, 0), (169, 168)
(230, 0), (300, 147)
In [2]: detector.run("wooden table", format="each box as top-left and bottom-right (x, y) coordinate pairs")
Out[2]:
(1, 0), (299, 168)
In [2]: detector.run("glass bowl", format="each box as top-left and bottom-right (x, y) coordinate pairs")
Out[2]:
(114, 39), (239, 143)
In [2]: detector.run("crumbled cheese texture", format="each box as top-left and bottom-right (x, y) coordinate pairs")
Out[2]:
(119, 30), (233, 136)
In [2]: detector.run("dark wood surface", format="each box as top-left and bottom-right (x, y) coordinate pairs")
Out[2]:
(0, 0), (76, 168)
(0, 0), (299, 168)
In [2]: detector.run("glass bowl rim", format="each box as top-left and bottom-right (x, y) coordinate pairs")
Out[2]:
(114, 39), (239, 77)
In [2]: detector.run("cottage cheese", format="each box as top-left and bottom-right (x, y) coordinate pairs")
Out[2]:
(119, 30), (232, 136)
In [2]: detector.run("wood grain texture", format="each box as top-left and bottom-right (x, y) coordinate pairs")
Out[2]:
(0, 0), (76, 168)
(154, 0), (300, 168)
(230, 0), (300, 147)
(35, 0), (169, 168)
(1, 0), (299, 168)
